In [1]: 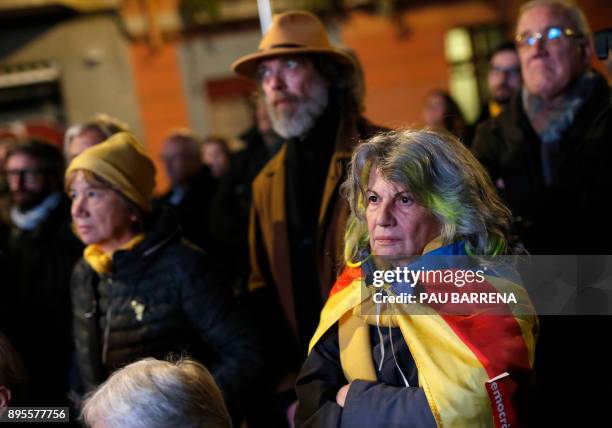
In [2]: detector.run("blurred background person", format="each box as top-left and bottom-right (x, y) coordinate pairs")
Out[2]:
(239, 93), (284, 156)
(201, 136), (231, 180)
(209, 94), (283, 296)
(63, 114), (129, 163)
(1, 140), (82, 407)
(155, 129), (217, 253)
(0, 254), (6, 332)
(67, 132), (260, 424)
(0, 332), (28, 410)
(422, 90), (472, 144)
(0, 138), (11, 178)
(476, 41), (523, 125)
(81, 358), (231, 428)
(0, 135), (18, 228)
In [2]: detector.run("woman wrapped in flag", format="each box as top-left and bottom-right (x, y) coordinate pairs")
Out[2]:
(295, 129), (538, 427)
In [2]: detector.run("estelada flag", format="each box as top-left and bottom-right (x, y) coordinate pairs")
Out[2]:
(309, 249), (538, 427)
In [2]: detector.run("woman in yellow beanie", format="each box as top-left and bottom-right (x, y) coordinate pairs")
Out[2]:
(65, 132), (261, 424)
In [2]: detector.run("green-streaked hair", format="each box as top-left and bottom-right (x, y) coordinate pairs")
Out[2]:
(341, 128), (512, 263)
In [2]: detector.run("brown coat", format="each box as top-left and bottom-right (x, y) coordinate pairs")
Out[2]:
(248, 115), (381, 337)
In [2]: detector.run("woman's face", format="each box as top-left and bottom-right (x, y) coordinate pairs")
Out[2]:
(422, 93), (446, 128)
(366, 167), (441, 256)
(69, 171), (136, 252)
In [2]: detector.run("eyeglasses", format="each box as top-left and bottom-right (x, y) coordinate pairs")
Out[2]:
(257, 58), (306, 82)
(5, 168), (45, 182)
(490, 66), (521, 77)
(515, 26), (583, 48)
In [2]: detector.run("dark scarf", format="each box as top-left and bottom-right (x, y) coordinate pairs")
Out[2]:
(523, 71), (597, 186)
(284, 98), (340, 353)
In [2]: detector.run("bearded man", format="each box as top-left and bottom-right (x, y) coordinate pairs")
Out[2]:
(232, 10), (383, 426)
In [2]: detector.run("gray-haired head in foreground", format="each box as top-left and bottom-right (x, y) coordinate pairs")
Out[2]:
(341, 128), (512, 262)
(81, 357), (231, 428)
(0, 332), (28, 407)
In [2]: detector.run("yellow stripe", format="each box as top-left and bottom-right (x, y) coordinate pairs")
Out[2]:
(312, 283), (492, 427)
(397, 311), (492, 427)
(338, 312), (377, 382)
(308, 277), (365, 353)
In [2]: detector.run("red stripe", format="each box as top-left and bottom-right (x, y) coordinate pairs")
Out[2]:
(329, 266), (362, 297)
(421, 272), (532, 378)
(443, 313), (531, 378)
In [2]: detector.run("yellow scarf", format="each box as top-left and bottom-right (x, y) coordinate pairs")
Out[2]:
(84, 234), (145, 275)
(489, 100), (503, 118)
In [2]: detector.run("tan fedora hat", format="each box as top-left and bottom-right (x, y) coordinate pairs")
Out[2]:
(232, 10), (355, 79)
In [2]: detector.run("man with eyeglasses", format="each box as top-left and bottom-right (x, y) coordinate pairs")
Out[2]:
(473, 0), (609, 254)
(231, 10), (383, 426)
(0, 140), (82, 408)
(473, 1), (611, 425)
(154, 130), (217, 254)
(475, 41), (522, 126)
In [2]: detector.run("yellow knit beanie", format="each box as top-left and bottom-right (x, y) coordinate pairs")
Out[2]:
(66, 132), (156, 212)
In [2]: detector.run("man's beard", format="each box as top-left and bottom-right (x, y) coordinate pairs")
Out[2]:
(12, 190), (50, 212)
(492, 85), (513, 105)
(266, 79), (329, 139)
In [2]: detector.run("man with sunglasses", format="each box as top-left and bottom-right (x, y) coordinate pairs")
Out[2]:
(1, 140), (82, 408)
(473, 1), (611, 425)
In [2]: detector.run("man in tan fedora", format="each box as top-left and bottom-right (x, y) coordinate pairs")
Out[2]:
(232, 10), (382, 426)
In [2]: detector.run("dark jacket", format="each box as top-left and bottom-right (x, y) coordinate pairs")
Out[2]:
(1, 195), (83, 406)
(154, 166), (217, 254)
(71, 208), (261, 418)
(208, 126), (282, 295)
(295, 324), (436, 428)
(473, 72), (612, 425)
(472, 71), (612, 254)
(248, 111), (384, 385)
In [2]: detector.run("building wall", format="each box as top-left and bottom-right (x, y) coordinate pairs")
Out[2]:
(177, 29), (262, 138)
(129, 39), (190, 192)
(340, 3), (502, 129)
(3, 14), (144, 140)
(128, 29), (264, 193)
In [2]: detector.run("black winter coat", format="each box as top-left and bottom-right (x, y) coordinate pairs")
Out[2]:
(71, 208), (261, 418)
(295, 324), (436, 427)
(472, 71), (612, 254)
(208, 126), (282, 295)
(154, 166), (217, 254)
(473, 72), (612, 425)
(1, 195), (82, 406)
